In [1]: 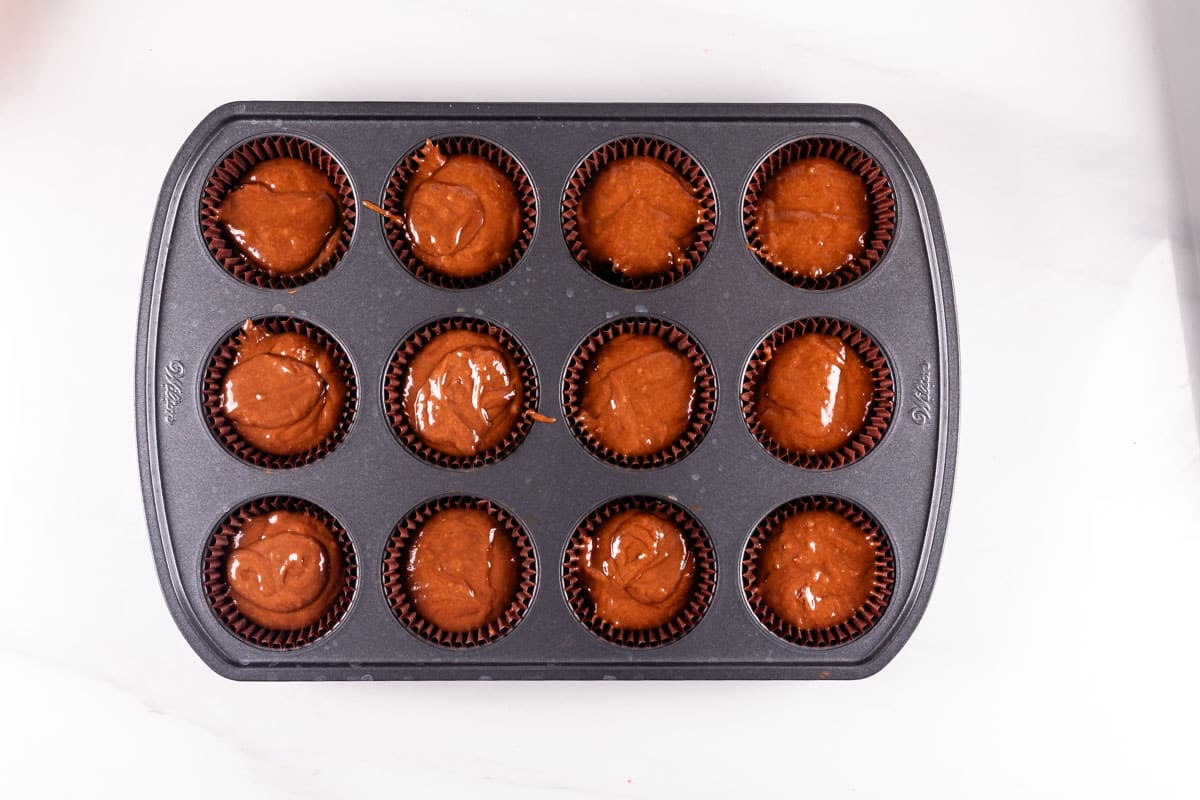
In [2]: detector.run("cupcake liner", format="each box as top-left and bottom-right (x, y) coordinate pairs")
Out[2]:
(562, 137), (717, 290)
(562, 316), (716, 469)
(383, 316), (539, 469)
(742, 496), (895, 648)
(382, 495), (537, 648)
(742, 137), (895, 290)
(200, 135), (356, 289)
(202, 495), (358, 650)
(562, 496), (716, 648)
(380, 136), (537, 289)
(201, 316), (358, 469)
(741, 316), (894, 470)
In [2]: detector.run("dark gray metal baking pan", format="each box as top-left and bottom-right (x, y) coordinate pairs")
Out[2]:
(136, 102), (958, 680)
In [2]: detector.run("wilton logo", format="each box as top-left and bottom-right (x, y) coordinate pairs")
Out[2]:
(911, 361), (933, 425)
(162, 360), (185, 425)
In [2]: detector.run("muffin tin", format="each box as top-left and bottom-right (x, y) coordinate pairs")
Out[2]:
(136, 102), (958, 680)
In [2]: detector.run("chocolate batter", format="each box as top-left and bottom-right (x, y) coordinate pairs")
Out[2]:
(216, 158), (342, 275)
(756, 333), (872, 455)
(405, 508), (520, 632)
(579, 509), (695, 630)
(757, 509), (877, 629)
(222, 321), (347, 455)
(578, 333), (696, 457)
(226, 509), (343, 631)
(403, 329), (523, 457)
(756, 157), (870, 278)
(578, 156), (703, 277)
(402, 141), (521, 278)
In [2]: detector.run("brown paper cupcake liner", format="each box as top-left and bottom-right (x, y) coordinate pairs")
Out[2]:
(743, 137), (896, 290)
(380, 136), (537, 289)
(200, 135), (356, 289)
(202, 495), (358, 650)
(383, 316), (539, 469)
(562, 137), (717, 290)
(562, 496), (716, 648)
(201, 316), (358, 469)
(382, 495), (537, 648)
(742, 496), (895, 648)
(741, 317), (893, 470)
(562, 317), (716, 469)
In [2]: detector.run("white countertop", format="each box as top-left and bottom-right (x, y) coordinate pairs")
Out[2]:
(2, 0), (1198, 796)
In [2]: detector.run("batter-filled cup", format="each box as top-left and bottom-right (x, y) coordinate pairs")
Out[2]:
(562, 496), (716, 648)
(743, 137), (895, 289)
(200, 135), (356, 289)
(380, 136), (537, 289)
(382, 495), (537, 648)
(742, 496), (895, 647)
(383, 316), (540, 469)
(741, 316), (893, 470)
(202, 495), (358, 650)
(562, 316), (716, 469)
(563, 137), (716, 290)
(201, 316), (358, 469)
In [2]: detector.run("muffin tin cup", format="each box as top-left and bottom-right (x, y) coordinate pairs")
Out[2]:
(199, 134), (357, 289)
(562, 136), (717, 290)
(381, 495), (537, 648)
(202, 495), (359, 650)
(743, 136), (896, 290)
(382, 316), (540, 470)
(562, 496), (717, 648)
(380, 136), (537, 289)
(741, 316), (895, 470)
(742, 496), (896, 648)
(139, 103), (958, 680)
(562, 316), (717, 469)
(201, 316), (359, 469)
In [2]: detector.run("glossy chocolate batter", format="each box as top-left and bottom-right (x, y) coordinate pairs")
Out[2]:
(222, 321), (347, 455)
(403, 329), (523, 457)
(756, 157), (871, 278)
(756, 333), (872, 455)
(405, 508), (520, 632)
(579, 509), (695, 630)
(226, 509), (343, 630)
(757, 509), (877, 629)
(578, 333), (696, 457)
(402, 141), (521, 278)
(578, 156), (703, 277)
(216, 158), (342, 275)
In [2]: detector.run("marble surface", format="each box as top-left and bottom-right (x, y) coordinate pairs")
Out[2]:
(1, 0), (1197, 796)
